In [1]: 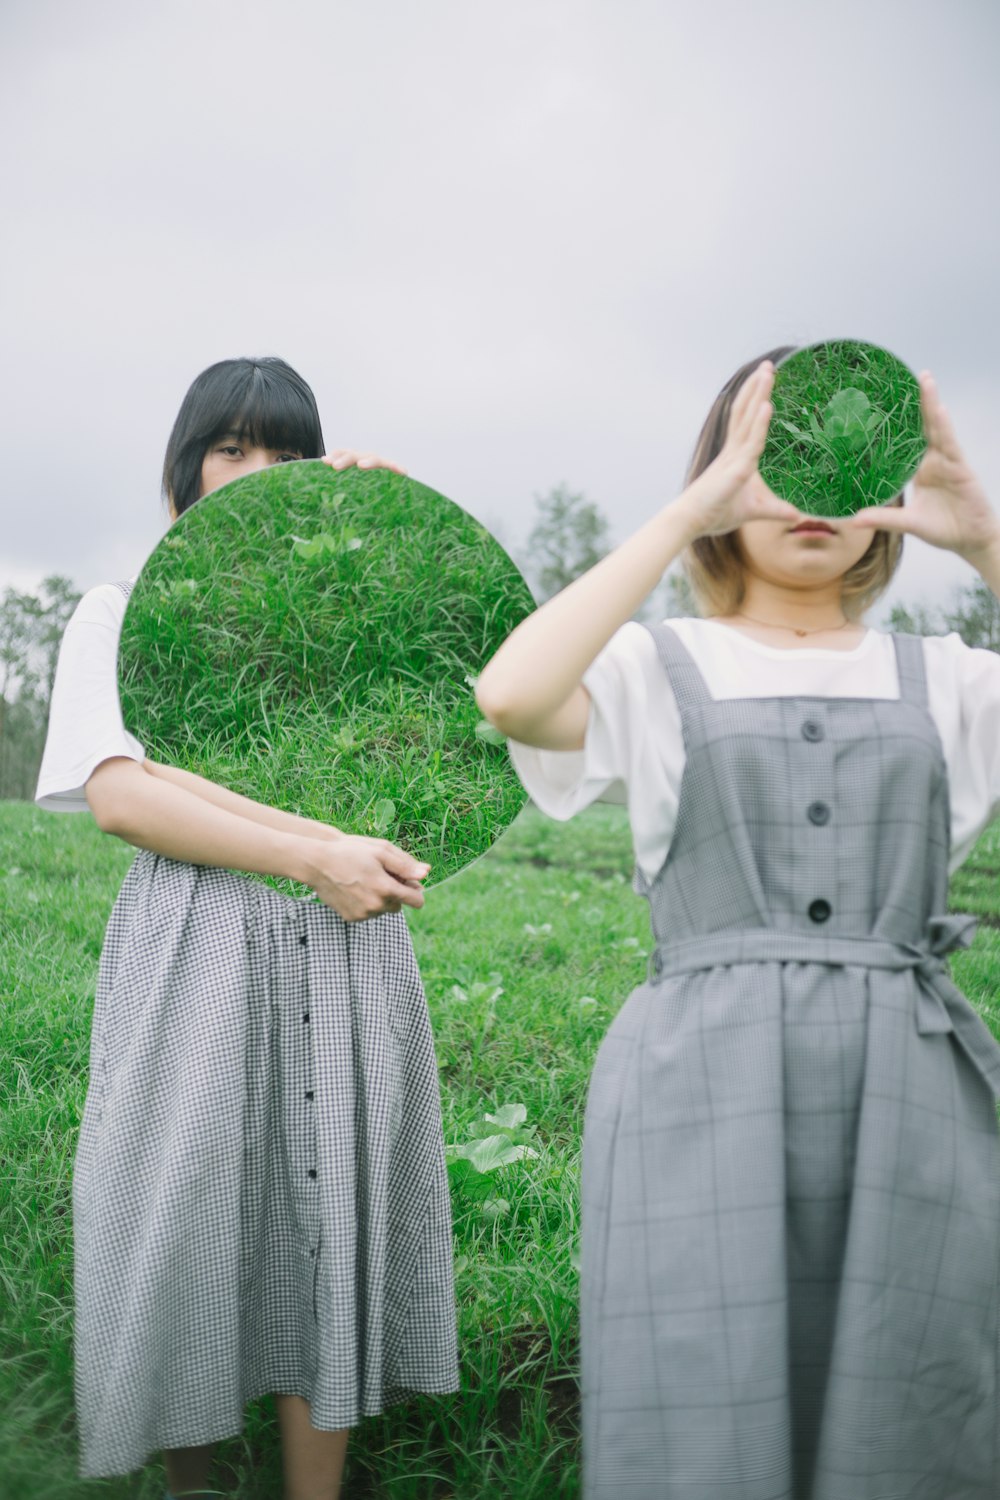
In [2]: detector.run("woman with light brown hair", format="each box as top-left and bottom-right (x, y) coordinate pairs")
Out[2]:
(477, 348), (1000, 1498)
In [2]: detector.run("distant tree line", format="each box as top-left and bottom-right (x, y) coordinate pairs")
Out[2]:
(3, 490), (998, 803)
(0, 577), (81, 802)
(884, 589), (1000, 650)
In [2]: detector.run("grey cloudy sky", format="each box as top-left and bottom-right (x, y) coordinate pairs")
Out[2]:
(2, 0), (998, 626)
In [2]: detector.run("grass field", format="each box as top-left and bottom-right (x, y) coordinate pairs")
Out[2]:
(2, 797), (1000, 1500)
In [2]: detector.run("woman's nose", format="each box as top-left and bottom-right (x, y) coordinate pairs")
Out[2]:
(241, 449), (274, 475)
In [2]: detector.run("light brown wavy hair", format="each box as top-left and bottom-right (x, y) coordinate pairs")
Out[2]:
(678, 345), (906, 622)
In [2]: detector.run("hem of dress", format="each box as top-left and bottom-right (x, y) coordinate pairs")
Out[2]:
(76, 1378), (465, 1478)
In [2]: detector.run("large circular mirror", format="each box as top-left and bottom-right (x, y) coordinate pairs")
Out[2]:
(118, 461), (535, 899)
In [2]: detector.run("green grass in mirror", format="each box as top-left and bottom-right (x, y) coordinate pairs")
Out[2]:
(117, 461), (535, 898)
(758, 338), (926, 518)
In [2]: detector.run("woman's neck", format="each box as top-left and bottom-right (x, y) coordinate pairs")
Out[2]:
(705, 582), (867, 647)
(732, 583), (850, 633)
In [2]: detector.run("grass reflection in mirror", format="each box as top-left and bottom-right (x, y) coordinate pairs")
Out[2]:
(118, 461), (535, 898)
(759, 338), (926, 518)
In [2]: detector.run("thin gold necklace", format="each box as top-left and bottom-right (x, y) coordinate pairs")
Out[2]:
(731, 611), (854, 640)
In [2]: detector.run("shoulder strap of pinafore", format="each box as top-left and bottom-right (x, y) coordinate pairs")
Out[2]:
(639, 620), (712, 710)
(110, 579), (135, 601)
(630, 622), (709, 902)
(890, 631), (928, 708)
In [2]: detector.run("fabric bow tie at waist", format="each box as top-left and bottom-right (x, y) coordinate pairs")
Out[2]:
(646, 914), (1000, 1099)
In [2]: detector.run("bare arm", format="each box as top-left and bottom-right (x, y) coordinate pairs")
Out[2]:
(475, 362), (799, 749)
(85, 756), (321, 884)
(475, 500), (702, 749)
(142, 757), (345, 843)
(85, 756), (431, 920)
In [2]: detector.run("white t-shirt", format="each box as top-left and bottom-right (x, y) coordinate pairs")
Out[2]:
(506, 616), (1000, 884)
(35, 576), (144, 814)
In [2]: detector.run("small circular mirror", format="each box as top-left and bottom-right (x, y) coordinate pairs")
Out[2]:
(758, 338), (926, 517)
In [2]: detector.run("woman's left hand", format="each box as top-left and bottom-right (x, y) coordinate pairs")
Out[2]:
(321, 449), (407, 474)
(846, 372), (1000, 563)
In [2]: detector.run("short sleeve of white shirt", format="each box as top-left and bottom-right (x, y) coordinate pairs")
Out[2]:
(930, 628), (1000, 871)
(34, 578), (145, 814)
(505, 617), (1000, 885)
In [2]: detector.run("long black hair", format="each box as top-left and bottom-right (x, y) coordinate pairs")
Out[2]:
(162, 356), (325, 517)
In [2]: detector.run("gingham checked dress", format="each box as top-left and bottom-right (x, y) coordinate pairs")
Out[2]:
(71, 585), (460, 1479)
(580, 622), (1000, 1500)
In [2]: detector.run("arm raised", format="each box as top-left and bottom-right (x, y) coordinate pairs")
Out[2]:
(475, 500), (700, 746)
(476, 361), (799, 747)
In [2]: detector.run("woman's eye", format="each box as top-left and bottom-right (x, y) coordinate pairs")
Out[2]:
(277, 453), (301, 463)
(220, 446), (242, 457)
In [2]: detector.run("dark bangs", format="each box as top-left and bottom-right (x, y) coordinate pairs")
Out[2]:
(162, 356), (325, 517)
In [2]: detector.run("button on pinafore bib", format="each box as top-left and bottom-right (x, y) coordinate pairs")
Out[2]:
(580, 623), (1000, 1500)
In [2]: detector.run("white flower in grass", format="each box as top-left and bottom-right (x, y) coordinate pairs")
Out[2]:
(523, 922), (553, 935)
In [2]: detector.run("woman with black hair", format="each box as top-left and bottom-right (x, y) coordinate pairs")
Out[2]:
(36, 356), (460, 1500)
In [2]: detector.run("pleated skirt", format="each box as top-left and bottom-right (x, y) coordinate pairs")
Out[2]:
(72, 848), (460, 1478)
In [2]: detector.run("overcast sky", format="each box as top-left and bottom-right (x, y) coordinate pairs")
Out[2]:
(2, 0), (998, 628)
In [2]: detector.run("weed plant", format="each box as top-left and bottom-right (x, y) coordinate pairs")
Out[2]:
(758, 339), (925, 518)
(118, 462), (534, 897)
(2, 800), (1000, 1497)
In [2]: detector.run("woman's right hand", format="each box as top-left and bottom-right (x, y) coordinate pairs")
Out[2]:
(678, 361), (804, 541)
(296, 833), (431, 922)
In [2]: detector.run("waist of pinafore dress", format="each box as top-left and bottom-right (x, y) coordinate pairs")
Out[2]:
(645, 914), (1000, 1099)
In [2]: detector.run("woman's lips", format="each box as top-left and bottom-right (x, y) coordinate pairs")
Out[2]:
(790, 523), (835, 534)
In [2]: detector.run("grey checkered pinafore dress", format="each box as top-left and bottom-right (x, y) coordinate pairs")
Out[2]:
(71, 584), (460, 1479)
(580, 622), (1000, 1500)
